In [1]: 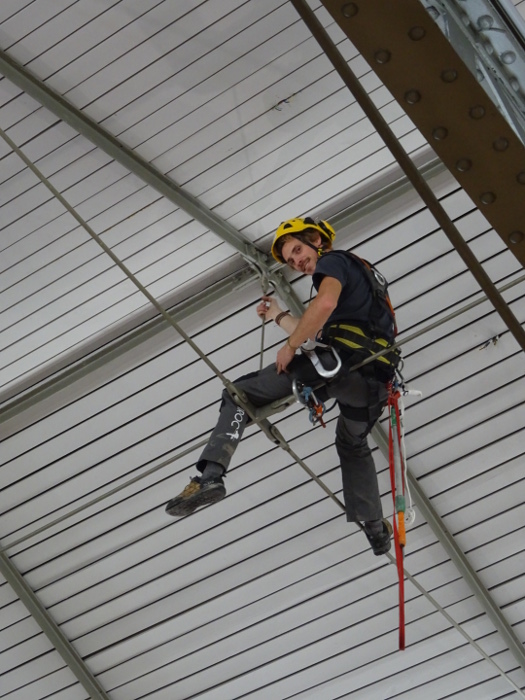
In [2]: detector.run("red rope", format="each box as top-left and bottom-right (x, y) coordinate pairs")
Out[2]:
(388, 385), (406, 650)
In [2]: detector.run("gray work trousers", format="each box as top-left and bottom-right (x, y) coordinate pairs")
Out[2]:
(197, 350), (388, 523)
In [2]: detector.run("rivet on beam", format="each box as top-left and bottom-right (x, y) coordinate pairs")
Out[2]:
(478, 15), (494, 30)
(470, 105), (486, 119)
(456, 158), (472, 172)
(432, 126), (448, 140)
(509, 77), (520, 92)
(493, 137), (509, 152)
(501, 51), (516, 65)
(405, 89), (421, 104)
(441, 69), (458, 83)
(480, 192), (496, 204)
(408, 26), (426, 41)
(374, 49), (391, 64)
(341, 3), (358, 17)
(509, 231), (524, 244)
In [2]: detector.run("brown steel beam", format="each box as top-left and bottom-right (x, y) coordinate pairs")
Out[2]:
(318, 0), (525, 267)
(291, 0), (525, 353)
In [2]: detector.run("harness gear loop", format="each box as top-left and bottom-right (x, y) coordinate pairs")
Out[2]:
(292, 380), (327, 428)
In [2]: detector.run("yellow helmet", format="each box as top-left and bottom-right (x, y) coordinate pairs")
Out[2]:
(271, 217), (336, 263)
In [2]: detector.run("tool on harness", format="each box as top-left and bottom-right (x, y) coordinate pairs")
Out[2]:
(387, 372), (421, 650)
(292, 381), (327, 427)
(291, 340), (341, 428)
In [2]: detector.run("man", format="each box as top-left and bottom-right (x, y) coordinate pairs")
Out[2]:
(165, 217), (398, 555)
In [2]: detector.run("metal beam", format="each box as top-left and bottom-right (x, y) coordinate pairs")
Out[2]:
(317, 0), (525, 268)
(371, 425), (525, 674)
(0, 48), (302, 319)
(0, 550), (111, 700)
(426, 0), (525, 143)
(293, 0), (525, 353)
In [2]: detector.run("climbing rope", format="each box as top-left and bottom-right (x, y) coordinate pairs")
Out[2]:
(387, 373), (421, 650)
(388, 378), (407, 650)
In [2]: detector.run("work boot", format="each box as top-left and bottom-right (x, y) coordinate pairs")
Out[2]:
(165, 476), (226, 517)
(363, 518), (393, 555)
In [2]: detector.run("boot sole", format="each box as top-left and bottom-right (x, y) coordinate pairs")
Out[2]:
(165, 485), (226, 518)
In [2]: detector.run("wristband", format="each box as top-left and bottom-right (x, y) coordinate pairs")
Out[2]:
(286, 337), (300, 351)
(275, 311), (290, 326)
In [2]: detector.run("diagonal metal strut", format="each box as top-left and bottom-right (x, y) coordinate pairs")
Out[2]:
(0, 48), (303, 319)
(0, 550), (111, 700)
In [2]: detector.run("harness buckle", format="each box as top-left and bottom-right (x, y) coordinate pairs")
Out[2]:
(299, 340), (342, 378)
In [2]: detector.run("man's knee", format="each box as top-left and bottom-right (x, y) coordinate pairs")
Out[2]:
(335, 424), (371, 459)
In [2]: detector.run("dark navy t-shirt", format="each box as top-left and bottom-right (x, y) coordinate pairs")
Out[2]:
(312, 250), (394, 340)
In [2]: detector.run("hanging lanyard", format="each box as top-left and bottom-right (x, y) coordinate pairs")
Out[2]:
(388, 381), (407, 650)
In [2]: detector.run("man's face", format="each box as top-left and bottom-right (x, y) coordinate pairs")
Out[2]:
(281, 234), (322, 275)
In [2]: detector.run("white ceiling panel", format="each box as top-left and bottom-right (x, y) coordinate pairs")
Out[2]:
(1, 1), (525, 699)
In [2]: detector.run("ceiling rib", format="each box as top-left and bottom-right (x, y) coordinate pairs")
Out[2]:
(1, 146), (522, 697)
(2, 123), (522, 681)
(0, 48), (302, 318)
(0, 271), (256, 419)
(0, 550), (111, 700)
(293, 0), (525, 354)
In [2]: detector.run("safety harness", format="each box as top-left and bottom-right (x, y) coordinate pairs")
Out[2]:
(323, 322), (401, 375)
(295, 249), (401, 428)
(320, 250), (400, 371)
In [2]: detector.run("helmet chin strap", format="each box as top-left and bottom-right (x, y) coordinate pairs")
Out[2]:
(288, 235), (327, 262)
(304, 241), (325, 257)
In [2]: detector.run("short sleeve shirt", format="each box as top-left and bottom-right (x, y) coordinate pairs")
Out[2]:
(312, 250), (394, 339)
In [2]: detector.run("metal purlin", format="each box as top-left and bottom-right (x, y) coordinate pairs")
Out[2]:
(1, 128), (525, 697)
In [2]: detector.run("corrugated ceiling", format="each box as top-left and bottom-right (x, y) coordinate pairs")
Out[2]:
(1, 1), (524, 699)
